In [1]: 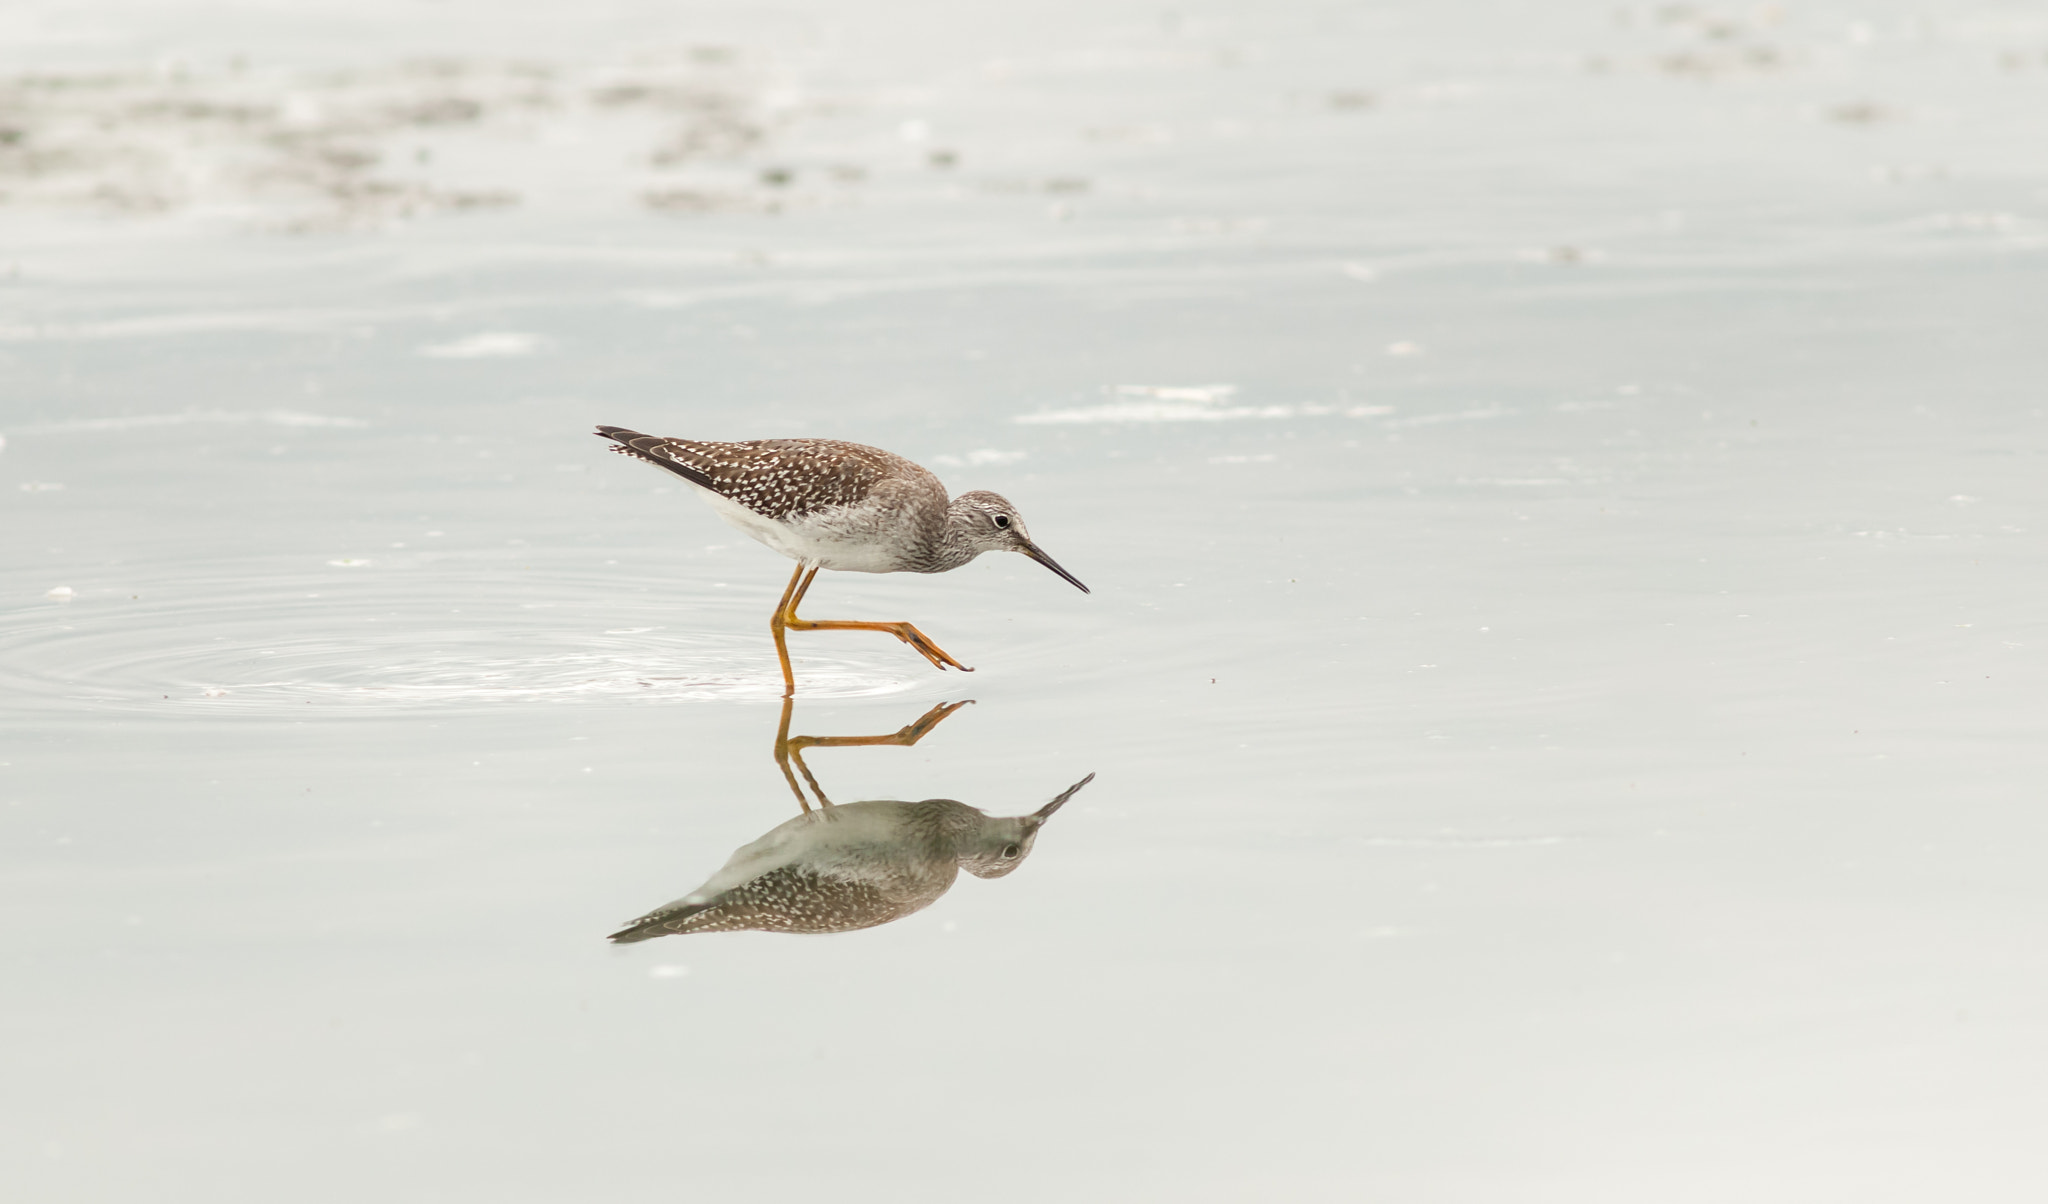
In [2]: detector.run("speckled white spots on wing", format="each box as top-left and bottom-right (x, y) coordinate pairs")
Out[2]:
(596, 433), (959, 571)
(606, 435), (925, 520)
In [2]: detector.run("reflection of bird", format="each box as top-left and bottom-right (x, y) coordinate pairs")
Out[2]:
(608, 774), (1093, 941)
(594, 426), (1088, 693)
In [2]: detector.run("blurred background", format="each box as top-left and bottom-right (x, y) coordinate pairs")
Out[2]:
(3, 1), (2046, 1200)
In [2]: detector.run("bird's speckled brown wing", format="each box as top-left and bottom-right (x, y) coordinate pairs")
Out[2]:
(594, 427), (938, 522)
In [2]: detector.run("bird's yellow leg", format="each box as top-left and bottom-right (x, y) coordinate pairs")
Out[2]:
(777, 566), (974, 673)
(768, 564), (810, 697)
(773, 698), (975, 812)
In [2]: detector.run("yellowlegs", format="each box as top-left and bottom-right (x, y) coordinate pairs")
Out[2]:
(595, 426), (1088, 692)
(607, 772), (1093, 940)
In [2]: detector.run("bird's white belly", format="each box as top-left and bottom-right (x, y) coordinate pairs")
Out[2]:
(689, 484), (910, 573)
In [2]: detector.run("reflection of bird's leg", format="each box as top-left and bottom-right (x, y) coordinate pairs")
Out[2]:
(773, 698), (975, 812)
(796, 700), (976, 754)
(776, 565), (974, 676)
(771, 696), (824, 811)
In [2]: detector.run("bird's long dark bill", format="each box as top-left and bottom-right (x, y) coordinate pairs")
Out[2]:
(1033, 772), (1095, 822)
(1021, 541), (1090, 593)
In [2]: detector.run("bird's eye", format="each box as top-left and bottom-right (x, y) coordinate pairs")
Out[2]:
(992, 514), (1011, 530)
(1001, 843), (1021, 859)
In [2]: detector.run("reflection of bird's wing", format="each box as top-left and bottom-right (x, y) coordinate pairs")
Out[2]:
(607, 864), (951, 940)
(685, 814), (824, 900)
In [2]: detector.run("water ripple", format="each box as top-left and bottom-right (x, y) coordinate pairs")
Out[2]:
(0, 562), (917, 717)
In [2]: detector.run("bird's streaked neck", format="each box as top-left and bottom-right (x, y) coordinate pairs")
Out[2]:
(909, 500), (996, 573)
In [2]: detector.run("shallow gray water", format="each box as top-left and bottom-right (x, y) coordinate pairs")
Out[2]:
(5, 2), (2047, 1200)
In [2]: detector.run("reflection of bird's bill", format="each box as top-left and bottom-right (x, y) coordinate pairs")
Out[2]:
(1031, 772), (1095, 825)
(1021, 540), (1090, 594)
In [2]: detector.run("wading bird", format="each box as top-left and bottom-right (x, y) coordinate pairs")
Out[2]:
(595, 426), (1089, 693)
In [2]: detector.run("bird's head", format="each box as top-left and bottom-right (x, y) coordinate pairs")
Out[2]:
(947, 491), (1089, 593)
(957, 773), (1094, 879)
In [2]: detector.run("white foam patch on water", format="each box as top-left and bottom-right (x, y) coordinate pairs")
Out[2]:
(417, 331), (546, 359)
(1349, 834), (1581, 849)
(932, 449), (1031, 467)
(1381, 406), (1514, 429)
(1018, 384), (1259, 424)
(1454, 477), (1576, 487)
(1016, 385), (1406, 425)
(1018, 400), (1395, 424)
(1020, 401), (1289, 424)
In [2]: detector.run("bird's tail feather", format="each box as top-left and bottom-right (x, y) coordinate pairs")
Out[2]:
(592, 425), (718, 492)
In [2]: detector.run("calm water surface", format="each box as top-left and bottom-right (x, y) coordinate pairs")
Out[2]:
(4, 2), (2046, 1199)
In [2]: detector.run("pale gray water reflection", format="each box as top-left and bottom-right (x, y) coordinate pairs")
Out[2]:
(612, 698), (1088, 939)
(5, 1), (2048, 1200)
